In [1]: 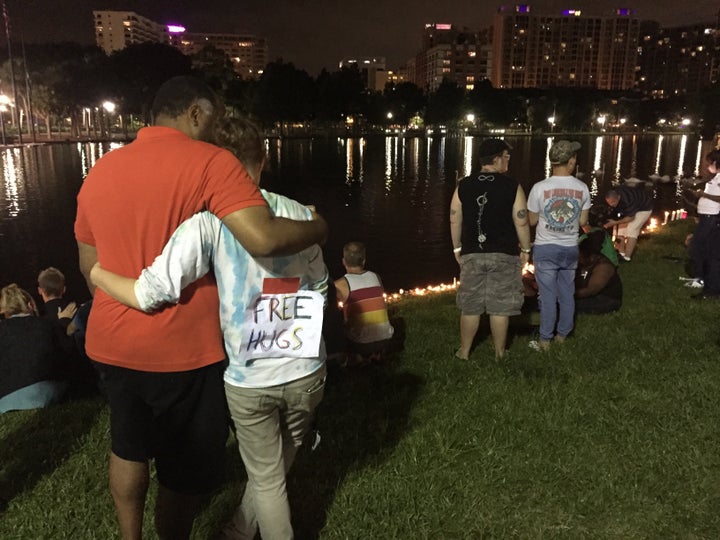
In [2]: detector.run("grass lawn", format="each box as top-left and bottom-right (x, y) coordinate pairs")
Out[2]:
(2, 219), (720, 539)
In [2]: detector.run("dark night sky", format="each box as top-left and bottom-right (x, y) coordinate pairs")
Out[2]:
(16, 0), (720, 75)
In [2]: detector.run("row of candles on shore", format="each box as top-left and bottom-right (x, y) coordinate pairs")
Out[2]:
(337, 211), (688, 307)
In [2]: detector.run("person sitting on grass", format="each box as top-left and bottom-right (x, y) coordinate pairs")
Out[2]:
(334, 241), (395, 364)
(37, 266), (77, 329)
(89, 116), (329, 540)
(575, 230), (622, 314)
(0, 284), (68, 413)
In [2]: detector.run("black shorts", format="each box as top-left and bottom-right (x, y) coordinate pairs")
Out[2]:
(93, 360), (229, 495)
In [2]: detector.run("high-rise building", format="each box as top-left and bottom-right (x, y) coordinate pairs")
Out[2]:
(637, 18), (720, 97)
(168, 31), (269, 79)
(93, 11), (268, 79)
(339, 57), (387, 91)
(491, 5), (639, 90)
(408, 24), (491, 92)
(93, 10), (169, 54)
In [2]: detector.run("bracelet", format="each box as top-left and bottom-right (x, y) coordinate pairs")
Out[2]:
(520, 247), (532, 253)
(453, 246), (462, 253)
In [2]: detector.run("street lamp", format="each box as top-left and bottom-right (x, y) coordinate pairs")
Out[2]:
(681, 118), (691, 127)
(597, 115), (607, 131)
(466, 113), (475, 123)
(547, 115), (555, 133)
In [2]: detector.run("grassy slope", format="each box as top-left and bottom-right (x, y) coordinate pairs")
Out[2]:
(2, 220), (720, 539)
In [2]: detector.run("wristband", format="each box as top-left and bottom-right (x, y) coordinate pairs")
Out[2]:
(520, 247), (532, 253)
(453, 246), (462, 253)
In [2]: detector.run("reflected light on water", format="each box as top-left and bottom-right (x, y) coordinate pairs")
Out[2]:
(614, 136), (623, 182)
(358, 137), (365, 183)
(677, 134), (687, 177)
(694, 140), (703, 177)
(544, 137), (552, 177)
(384, 137), (393, 191)
(630, 135), (638, 178)
(463, 136), (473, 178)
(593, 136), (603, 175)
(345, 137), (354, 184)
(3, 148), (21, 217)
(438, 137), (446, 175)
(411, 137), (420, 182)
(654, 135), (664, 175)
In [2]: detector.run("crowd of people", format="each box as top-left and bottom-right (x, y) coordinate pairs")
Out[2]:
(450, 138), (631, 358)
(2, 76), (397, 540)
(4, 74), (715, 540)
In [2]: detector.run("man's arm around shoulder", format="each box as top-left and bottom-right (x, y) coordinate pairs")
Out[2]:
(222, 205), (328, 257)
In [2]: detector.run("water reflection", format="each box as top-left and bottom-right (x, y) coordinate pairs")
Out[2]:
(544, 137), (553, 178)
(614, 137), (623, 182)
(0, 133), (710, 298)
(694, 140), (703, 177)
(654, 135), (664, 175)
(463, 136), (473, 178)
(3, 148), (21, 217)
(677, 135), (688, 177)
(345, 137), (354, 184)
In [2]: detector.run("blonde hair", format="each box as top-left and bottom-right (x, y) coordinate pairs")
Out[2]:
(214, 117), (266, 176)
(1, 284), (37, 317)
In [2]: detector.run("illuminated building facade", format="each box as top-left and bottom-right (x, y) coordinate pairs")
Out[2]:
(637, 18), (720, 97)
(491, 5), (639, 90)
(409, 24), (491, 92)
(94, 10), (168, 54)
(339, 57), (387, 91)
(169, 32), (268, 79)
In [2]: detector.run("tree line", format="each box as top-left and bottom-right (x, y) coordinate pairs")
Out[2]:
(2, 42), (719, 139)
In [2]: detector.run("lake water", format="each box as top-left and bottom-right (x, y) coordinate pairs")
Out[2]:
(0, 133), (712, 303)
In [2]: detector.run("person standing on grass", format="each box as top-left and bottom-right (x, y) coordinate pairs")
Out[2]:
(527, 140), (590, 352)
(88, 116), (329, 540)
(74, 77), (327, 540)
(450, 138), (532, 361)
(685, 149), (720, 299)
(603, 184), (653, 261)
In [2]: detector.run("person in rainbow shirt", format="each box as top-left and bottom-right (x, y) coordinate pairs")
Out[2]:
(334, 242), (394, 363)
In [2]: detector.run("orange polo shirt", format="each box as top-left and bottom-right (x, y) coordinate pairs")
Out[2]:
(74, 126), (266, 372)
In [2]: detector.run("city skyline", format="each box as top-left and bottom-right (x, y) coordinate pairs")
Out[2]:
(18, 0), (720, 75)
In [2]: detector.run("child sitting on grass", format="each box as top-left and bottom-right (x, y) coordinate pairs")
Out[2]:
(334, 241), (394, 364)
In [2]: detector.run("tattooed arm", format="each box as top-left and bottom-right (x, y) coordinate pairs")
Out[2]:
(512, 185), (532, 263)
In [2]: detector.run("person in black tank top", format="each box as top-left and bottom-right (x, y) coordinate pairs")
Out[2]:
(450, 139), (532, 361)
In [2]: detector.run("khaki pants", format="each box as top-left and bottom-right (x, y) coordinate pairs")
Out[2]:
(222, 366), (326, 540)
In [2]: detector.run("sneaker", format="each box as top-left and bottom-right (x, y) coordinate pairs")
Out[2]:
(684, 278), (704, 288)
(528, 340), (551, 351)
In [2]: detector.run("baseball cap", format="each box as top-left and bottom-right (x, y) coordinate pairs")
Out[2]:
(548, 140), (581, 164)
(478, 138), (512, 159)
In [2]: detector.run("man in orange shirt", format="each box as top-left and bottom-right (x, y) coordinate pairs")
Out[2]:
(74, 76), (327, 540)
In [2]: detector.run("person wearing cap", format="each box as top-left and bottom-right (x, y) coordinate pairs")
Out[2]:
(527, 140), (590, 351)
(603, 183), (654, 262)
(450, 138), (532, 361)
